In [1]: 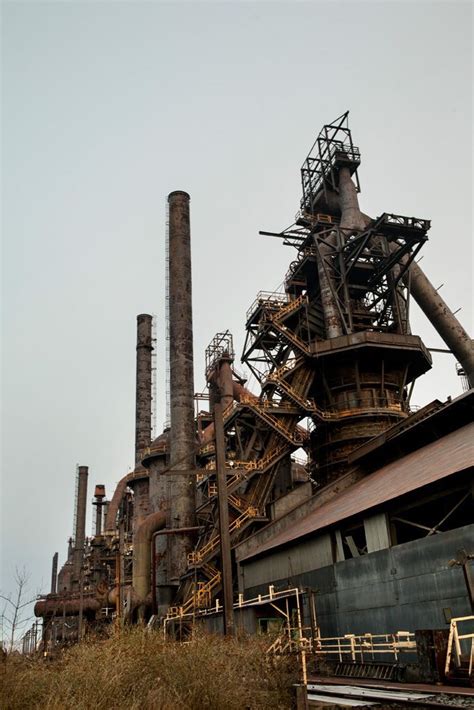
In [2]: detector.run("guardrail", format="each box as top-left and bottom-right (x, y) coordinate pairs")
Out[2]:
(445, 615), (474, 678)
(315, 631), (416, 662)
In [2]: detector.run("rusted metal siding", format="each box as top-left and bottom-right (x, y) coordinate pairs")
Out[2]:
(242, 423), (474, 561)
(242, 524), (474, 637)
(241, 534), (333, 590)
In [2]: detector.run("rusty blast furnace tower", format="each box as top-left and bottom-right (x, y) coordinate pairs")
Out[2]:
(246, 113), (435, 482)
(187, 113), (471, 614)
(34, 112), (474, 648)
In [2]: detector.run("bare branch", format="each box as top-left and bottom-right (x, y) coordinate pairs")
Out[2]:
(2, 566), (34, 652)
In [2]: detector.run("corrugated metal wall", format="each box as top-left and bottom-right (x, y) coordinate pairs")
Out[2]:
(240, 524), (474, 636)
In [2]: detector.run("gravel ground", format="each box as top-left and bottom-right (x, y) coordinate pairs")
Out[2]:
(307, 690), (474, 709)
(430, 693), (474, 708)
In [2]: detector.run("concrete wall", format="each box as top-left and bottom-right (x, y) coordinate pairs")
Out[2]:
(240, 524), (474, 636)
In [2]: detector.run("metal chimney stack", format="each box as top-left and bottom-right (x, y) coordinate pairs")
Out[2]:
(128, 314), (154, 531)
(135, 314), (154, 466)
(50, 552), (58, 594)
(93, 484), (106, 536)
(167, 190), (196, 583)
(73, 465), (88, 582)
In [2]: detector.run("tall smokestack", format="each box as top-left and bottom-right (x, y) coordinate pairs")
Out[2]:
(73, 465), (88, 582)
(50, 552), (58, 594)
(135, 314), (153, 465)
(168, 190), (196, 583)
(129, 315), (153, 531)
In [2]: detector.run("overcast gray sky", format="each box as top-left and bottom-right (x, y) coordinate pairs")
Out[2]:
(1, 1), (472, 606)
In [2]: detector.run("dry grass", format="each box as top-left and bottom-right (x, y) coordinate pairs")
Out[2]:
(1, 628), (298, 709)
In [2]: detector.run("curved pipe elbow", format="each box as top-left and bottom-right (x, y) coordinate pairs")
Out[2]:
(133, 512), (166, 605)
(105, 473), (130, 531)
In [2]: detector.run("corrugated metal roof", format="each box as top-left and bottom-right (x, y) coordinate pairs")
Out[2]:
(241, 422), (474, 562)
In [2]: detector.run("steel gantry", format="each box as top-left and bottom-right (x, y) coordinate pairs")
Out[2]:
(176, 113), (433, 617)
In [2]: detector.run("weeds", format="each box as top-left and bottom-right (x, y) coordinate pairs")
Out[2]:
(1, 628), (298, 709)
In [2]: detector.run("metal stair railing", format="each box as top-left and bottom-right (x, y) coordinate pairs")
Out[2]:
(266, 357), (305, 382)
(240, 397), (304, 446)
(268, 374), (316, 413)
(273, 294), (307, 321)
(189, 506), (260, 565)
(207, 484), (246, 511)
(270, 320), (309, 355)
(179, 571), (222, 615)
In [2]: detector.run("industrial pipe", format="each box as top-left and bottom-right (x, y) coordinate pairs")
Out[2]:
(218, 359), (234, 410)
(340, 191), (474, 384)
(338, 167), (367, 232)
(200, 380), (257, 445)
(105, 473), (129, 531)
(379, 225), (474, 387)
(34, 596), (100, 617)
(132, 511), (166, 621)
(407, 261), (474, 387)
(314, 168), (365, 339)
(107, 585), (137, 607)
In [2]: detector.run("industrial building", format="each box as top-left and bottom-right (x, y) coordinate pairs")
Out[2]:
(34, 113), (473, 682)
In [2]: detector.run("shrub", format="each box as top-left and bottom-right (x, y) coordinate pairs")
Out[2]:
(1, 628), (298, 709)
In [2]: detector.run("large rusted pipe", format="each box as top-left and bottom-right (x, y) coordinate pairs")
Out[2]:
(338, 188), (473, 379)
(338, 167), (367, 232)
(132, 511), (166, 620)
(135, 314), (153, 465)
(34, 596), (100, 618)
(315, 168), (365, 339)
(200, 380), (257, 446)
(73, 466), (88, 581)
(167, 190), (196, 583)
(105, 473), (129, 531)
(232, 380), (257, 403)
(129, 476), (150, 533)
(218, 359), (234, 410)
(380, 225), (474, 387)
(407, 261), (474, 386)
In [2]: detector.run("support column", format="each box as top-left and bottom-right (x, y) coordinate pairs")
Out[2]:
(214, 400), (234, 636)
